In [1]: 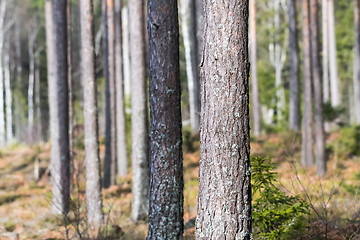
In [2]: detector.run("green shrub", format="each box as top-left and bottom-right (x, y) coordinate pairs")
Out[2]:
(328, 125), (360, 158)
(251, 156), (309, 239)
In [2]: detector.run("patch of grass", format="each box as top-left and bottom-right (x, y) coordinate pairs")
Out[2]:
(0, 194), (22, 206)
(4, 222), (16, 232)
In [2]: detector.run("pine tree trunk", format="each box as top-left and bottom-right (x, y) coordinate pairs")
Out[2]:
(289, 0), (300, 131)
(80, 0), (104, 227)
(4, 51), (12, 143)
(196, 0), (203, 61)
(250, 0), (261, 136)
(35, 53), (41, 142)
(0, 0), (7, 146)
(28, 31), (36, 142)
(67, 0), (73, 168)
(195, 0), (252, 238)
(147, 0), (183, 238)
(301, 0), (314, 168)
(122, 7), (131, 97)
(129, 0), (149, 222)
(328, 0), (340, 107)
(115, 0), (127, 177)
(322, 0), (329, 103)
(52, 0), (70, 214)
(310, 0), (326, 175)
(354, 0), (360, 124)
(181, 0), (200, 133)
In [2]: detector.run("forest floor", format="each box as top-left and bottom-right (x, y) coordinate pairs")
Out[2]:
(0, 130), (360, 239)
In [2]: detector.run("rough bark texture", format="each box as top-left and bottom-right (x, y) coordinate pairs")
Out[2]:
(301, 0), (314, 168)
(310, 0), (326, 175)
(52, 0), (70, 214)
(129, 0), (149, 222)
(146, 0), (183, 237)
(289, 0), (300, 131)
(80, 0), (104, 227)
(147, 0), (183, 238)
(322, 0), (329, 103)
(195, 0), (252, 239)
(115, 0), (128, 177)
(354, 0), (360, 124)
(250, 0), (261, 136)
(328, 0), (340, 107)
(181, 0), (200, 133)
(102, 0), (114, 188)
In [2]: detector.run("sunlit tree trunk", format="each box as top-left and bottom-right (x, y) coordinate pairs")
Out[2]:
(129, 0), (149, 222)
(147, 0), (183, 237)
(322, 0), (329, 103)
(301, 0), (314, 167)
(4, 50), (12, 144)
(0, 0), (6, 146)
(80, 0), (104, 228)
(328, 0), (340, 107)
(35, 52), (41, 142)
(28, 29), (38, 142)
(122, 7), (131, 97)
(195, 0), (252, 238)
(115, 0), (127, 177)
(250, 0), (261, 136)
(51, 0), (70, 214)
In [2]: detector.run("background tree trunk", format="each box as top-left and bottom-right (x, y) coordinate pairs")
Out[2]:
(301, 0), (314, 168)
(80, 0), (104, 227)
(129, 0), (149, 222)
(322, 0), (330, 103)
(250, 0), (261, 136)
(122, 7), (131, 97)
(147, 0), (183, 237)
(28, 29), (37, 142)
(51, 0), (70, 214)
(328, 0), (340, 107)
(4, 49), (12, 143)
(0, 0), (6, 146)
(195, 0), (252, 238)
(289, 0), (300, 131)
(115, 0), (128, 178)
(67, 0), (73, 169)
(310, 0), (326, 175)
(354, 0), (360, 124)
(35, 52), (41, 142)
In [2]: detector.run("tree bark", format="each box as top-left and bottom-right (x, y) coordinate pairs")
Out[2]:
(122, 7), (131, 97)
(52, 0), (70, 214)
(129, 0), (149, 222)
(328, 0), (340, 107)
(67, 0), (73, 169)
(4, 50), (12, 143)
(310, 0), (326, 175)
(301, 0), (314, 168)
(115, 0), (128, 177)
(35, 52), (41, 142)
(0, 0), (6, 146)
(28, 29), (37, 142)
(80, 0), (104, 227)
(195, 0), (252, 239)
(289, 0), (300, 131)
(181, 0), (200, 133)
(196, 0), (204, 61)
(322, 0), (329, 103)
(354, 0), (360, 124)
(147, 0), (183, 238)
(250, 0), (261, 136)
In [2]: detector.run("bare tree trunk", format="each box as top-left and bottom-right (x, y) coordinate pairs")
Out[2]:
(289, 0), (300, 131)
(28, 29), (37, 143)
(250, 0), (261, 136)
(196, 0), (204, 60)
(115, 0), (128, 177)
(14, 13), (21, 143)
(181, 0), (200, 133)
(67, 0), (73, 168)
(122, 7), (131, 97)
(147, 0), (183, 237)
(4, 50), (12, 144)
(52, 0), (70, 214)
(195, 0), (252, 238)
(301, 0), (314, 168)
(80, 0), (104, 228)
(328, 0), (340, 107)
(310, 0), (326, 175)
(0, 0), (7, 146)
(322, 0), (329, 103)
(129, 0), (149, 222)
(354, 0), (360, 124)
(35, 52), (41, 142)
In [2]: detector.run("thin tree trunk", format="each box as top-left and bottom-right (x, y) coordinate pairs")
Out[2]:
(115, 0), (128, 177)
(14, 14), (21, 143)
(196, 0), (204, 61)
(52, 0), (70, 214)
(0, 0), (7, 146)
(80, 0), (104, 228)
(181, 0), (200, 133)
(301, 0), (314, 168)
(4, 50), (12, 144)
(129, 0), (149, 222)
(328, 0), (340, 107)
(28, 30), (37, 142)
(310, 0), (326, 175)
(122, 7), (131, 97)
(67, 0), (73, 167)
(322, 0), (329, 103)
(147, 0), (183, 237)
(250, 0), (261, 136)
(289, 0), (300, 131)
(354, 0), (360, 124)
(195, 0), (252, 238)
(35, 52), (41, 142)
